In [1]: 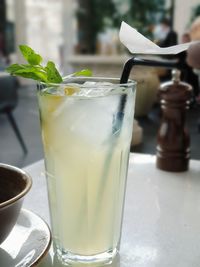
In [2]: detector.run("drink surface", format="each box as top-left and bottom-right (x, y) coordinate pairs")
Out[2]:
(38, 81), (135, 257)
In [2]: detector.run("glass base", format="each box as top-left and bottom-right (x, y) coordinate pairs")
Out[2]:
(56, 247), (118, 266)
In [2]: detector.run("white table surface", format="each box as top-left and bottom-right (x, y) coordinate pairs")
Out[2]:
(24, 153), (200, 267)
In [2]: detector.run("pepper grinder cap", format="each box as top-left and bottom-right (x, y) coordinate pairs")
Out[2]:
(172, 69), (181, 83)
(160, 68), (192, 92)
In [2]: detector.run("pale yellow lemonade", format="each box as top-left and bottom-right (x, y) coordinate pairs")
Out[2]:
(38, 79), (135, 262)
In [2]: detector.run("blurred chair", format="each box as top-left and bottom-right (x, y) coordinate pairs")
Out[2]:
(0, 72), (28, 154)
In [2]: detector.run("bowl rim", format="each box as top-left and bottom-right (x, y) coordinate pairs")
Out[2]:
(0, 163), (32, 208)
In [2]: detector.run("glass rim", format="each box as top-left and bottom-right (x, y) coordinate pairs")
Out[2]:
(39, 77), (136, 88)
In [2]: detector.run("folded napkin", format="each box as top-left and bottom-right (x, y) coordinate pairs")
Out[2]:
(119, 21), (194, 55)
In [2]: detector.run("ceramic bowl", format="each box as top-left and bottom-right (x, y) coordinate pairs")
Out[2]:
(0, 163), (32, 244)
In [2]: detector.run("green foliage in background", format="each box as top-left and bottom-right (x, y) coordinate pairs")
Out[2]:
(77, 0), (119, 53)
(191, 4), (200, 22)
(122, 0), (166, 37)
(76, 0), (166, 53)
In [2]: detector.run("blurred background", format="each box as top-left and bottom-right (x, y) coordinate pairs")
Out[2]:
(0, 0), (200, 167)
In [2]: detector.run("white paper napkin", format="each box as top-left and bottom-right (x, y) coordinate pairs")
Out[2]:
(119, 21), (194, 55)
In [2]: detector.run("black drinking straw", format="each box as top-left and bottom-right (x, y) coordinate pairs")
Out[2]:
(120, 56), (183, 84)
(119, 56), (185, 113)
(92, 55), (185, 230)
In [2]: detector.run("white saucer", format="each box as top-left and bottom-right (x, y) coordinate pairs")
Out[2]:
(0, 209), (51, 267)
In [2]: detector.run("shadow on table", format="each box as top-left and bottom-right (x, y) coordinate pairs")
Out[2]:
(38, 249), (121, 267)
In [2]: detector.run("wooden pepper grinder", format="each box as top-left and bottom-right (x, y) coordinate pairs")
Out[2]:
(156, 69), (192, 172)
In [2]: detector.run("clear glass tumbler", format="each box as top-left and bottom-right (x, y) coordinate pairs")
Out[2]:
(37, 77), (136, 265)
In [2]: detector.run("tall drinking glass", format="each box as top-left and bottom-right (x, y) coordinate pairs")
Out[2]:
(37, 77), (136, 265)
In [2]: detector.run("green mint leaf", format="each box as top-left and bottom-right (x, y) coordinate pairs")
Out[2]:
(6, 64), (48, 82)
(15, 66), (48, 82)
(6, 64), (26, 74)
(13, 71), (45, 81)
(73, 69), (92, 77)
(45, 61), (63, 83)
(19, 45), (42, 65)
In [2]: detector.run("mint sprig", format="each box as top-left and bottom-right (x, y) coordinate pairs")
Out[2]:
(6, 45), (92, 84)
(6, 45), (62, 83)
